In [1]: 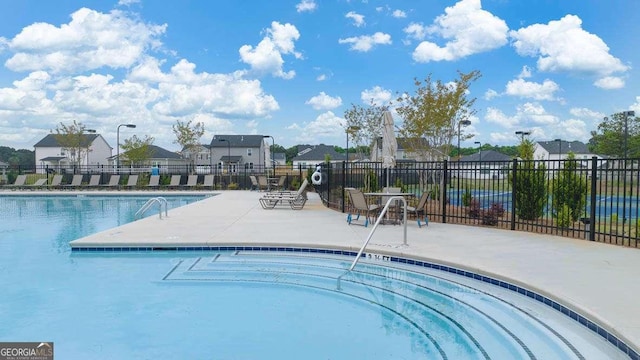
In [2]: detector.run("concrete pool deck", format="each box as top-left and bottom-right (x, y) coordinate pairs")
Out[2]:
(47, 189), (639, 355)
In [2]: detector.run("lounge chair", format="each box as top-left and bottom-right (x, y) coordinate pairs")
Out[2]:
(167, 175), (181, 189)
(102, 175), (121, 188)
(87, 174), (101, 187)
(249, 175), (259, 191)
(404, 192), (430, 228)
(49, 175), (63, 188)
(345, 188), (381, 227)
(147, 175), (160, 188)
(272, 176), (286, 191)
(259, 179), (308, 210)
(8, 175), (27, 187)
(125, 174), (139, 188)
(203, 175), (214, 189)
(64, 174), (84, 188)
(257, 176), (269, 191)
(185, 175), (198, 188)
(28, 178), (48, 188)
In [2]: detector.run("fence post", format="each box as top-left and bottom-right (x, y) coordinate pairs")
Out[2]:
(442, 160), (448, 224)
(341, 161), (346, 213)
(510, 158), (517, 230)
(589, 156), (597, 241)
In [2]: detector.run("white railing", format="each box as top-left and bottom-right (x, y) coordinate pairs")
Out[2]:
(337, 196), (407, 289)
(135, 197), (168, 220)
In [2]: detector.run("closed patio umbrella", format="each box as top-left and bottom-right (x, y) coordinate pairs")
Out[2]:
(381, 110), (397, 187)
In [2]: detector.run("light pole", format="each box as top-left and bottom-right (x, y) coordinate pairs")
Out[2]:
(263, 135), (275, 175)
(345, 126), (361, 163)
(116, 123), (136, 170)
(515, 130), (531, 142)
(474, 141), (482, 162)
(84, 129), (96, 171)
(219, 138), (231, 185)
(457, 120), (471, 160)
(623, 111), (636, 158)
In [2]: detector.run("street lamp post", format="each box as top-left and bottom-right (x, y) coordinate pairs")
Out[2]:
(84, 129), (96, 171)
(515, 130), (531, 142)
(474, 141), (482, 162)
(219, 138), (231, 185)
(457, 120), (471, 160)
(263, 135), (275, 176)
(623, 111), (636, 158)
(345, 126), (361, 163)
(116, 124), (136, 170)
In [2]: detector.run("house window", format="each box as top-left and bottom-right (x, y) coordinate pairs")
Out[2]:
(247, 148), (252, 156)
(217, 162), (223, 170)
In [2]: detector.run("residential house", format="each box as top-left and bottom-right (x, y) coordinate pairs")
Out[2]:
(292, 144), (346, 167)
(273, 152), (287, 166)
(209, 135), (268, 173)
(33, 133), (111, 174)
(534, 140), (603, 170)
(111, 145), (187, 173)
(0, 160), (8, 184)
(456, 150), (513, 179)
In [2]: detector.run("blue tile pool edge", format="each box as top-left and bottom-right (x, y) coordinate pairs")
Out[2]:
(70, 245), (638, 360)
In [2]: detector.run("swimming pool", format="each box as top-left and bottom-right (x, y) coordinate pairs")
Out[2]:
(0, 195), (632, 359)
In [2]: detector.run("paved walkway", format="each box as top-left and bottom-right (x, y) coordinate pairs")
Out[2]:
(68, 190), (640, 354)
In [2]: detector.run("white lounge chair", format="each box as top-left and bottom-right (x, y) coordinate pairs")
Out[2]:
(203, 175), (214, 189)
(147, 175), (160, 188)
(64, 174), (84, 188)
(125, 174), (139, 188)
(259, 179), (308, 210)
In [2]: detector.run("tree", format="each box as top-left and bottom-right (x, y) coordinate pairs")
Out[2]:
(343, 100), (386, 159)
(172, 120), (205, 169)
(395, 70), (481, 161)
(120, 135), (154, 166)
(552, 152), (588, 222)
(54, 120), (91, 167)
(589, 112), (640, 157)
(513, 138), (548, 220)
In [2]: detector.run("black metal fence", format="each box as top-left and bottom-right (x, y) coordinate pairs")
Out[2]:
(313, 157), (640, 249)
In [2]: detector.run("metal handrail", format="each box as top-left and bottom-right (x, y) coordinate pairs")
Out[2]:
(135, 197), (168, 219)
(338, 196), (407, 289)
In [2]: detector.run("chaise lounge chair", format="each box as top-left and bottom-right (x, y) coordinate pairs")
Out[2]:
(259, 179), (308, 210)
(28, 178), (48, 188)
(87, 174), (101, 188)
(102, 174), (121, 188)
(185, 175), (198, 188)
(167, 175), (182, 189)
(64, 174), (84, 188)
(203, 175), (214, 189)
(8, 174), (27, 188)
(49, 175), (63, 189)
(124, 174), (139, 188)
(147, 175), (160, 188)
(345, 187), (381, 227)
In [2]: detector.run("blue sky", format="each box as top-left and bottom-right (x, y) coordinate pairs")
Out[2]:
(0, 0), (638, 152)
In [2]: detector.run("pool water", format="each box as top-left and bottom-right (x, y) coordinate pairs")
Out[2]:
(0, 196), (630, 359)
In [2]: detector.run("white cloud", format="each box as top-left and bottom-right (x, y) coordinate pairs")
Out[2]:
(594, 76), (625, 90)
(510, 15), (629, 78)
(558, 119), (589, 141)
(518, 65), (532, 79)
(316, 74), (327, 81)
(570, 107), (605, 119)
(5, 8), (166, 74)
(505, 78), (560, 101)
(518, 102), (558, 125)
(361, 86), (392, 106)
(484, 89), (499, 100)
(403, 22), (427, 41)
(295, 111), (345, 143)
(296, 0), (317, 13)
(392, 10), (407, 18)
(412, 0), (508, 62)
(117, 0), (140, 6)
(305, 92), (342, 110)
(338, 32), (391, 52)
(485, 107), (519, 128)
(239, 21), (301, 79)
(345, 11), (365, 27)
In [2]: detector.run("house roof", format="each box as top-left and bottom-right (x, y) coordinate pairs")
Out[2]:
(34, 133), (100, 148)
(537, 140), (589, 154)
(40, 156), (67, 162)
(273, 152), (286, 161)
(210, 135), (265, 148)
(220, 155), (243, 163)
(460, 150), (512, 162)
(293, 144), (346, 161)
(115, 145), (182, 160)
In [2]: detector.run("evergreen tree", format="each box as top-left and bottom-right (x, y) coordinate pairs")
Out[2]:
(552, 153), (588, 222)
(513, 138), (548, 220)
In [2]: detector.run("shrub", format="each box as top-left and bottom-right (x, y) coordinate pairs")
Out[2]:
(556, 204), (572, 228)
(489, 202), (505, 217)
(467, 198), (481, 219)
(461, 187), (472, 206)
(227, 182), (239, 190)
(513, 160), (548, 220)
(552, 154), (588, 222)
